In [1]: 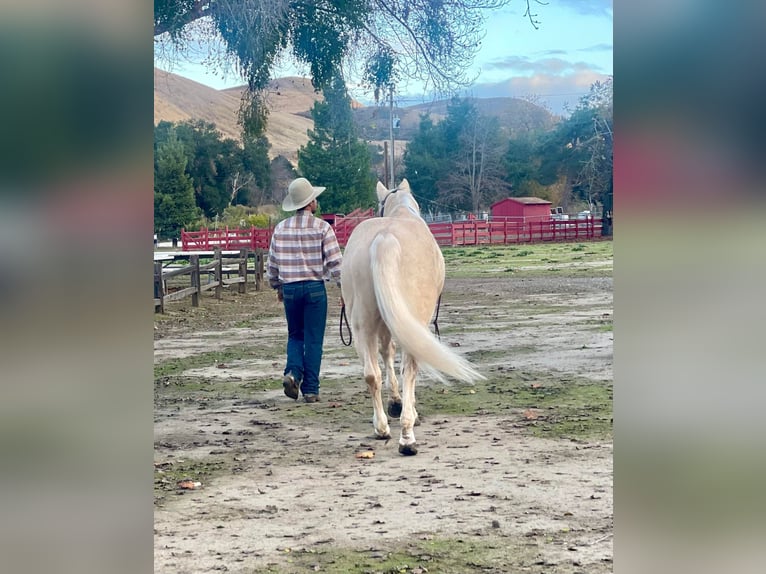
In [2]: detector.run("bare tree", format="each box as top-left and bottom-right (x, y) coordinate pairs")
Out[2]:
(440, 113), (510, 213)
(227, 171), (254, 206)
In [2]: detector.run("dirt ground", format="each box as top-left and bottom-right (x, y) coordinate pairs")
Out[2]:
(154, 272), (613, 573)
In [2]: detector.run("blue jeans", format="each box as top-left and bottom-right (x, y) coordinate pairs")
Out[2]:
(281, 281), (327, 395)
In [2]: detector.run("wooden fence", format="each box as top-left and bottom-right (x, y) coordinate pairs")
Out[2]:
(181, 217), (603, 250)
(154, 248), (265, 313)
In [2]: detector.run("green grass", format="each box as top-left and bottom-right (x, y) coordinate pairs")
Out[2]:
(154, 458), (230, 504)
(417, 371), (613, 440)
(154, 345), (286, 406)
(441, 241), (612, 279)
(258, 535), (541, 574)
(155, 347), (265, 378)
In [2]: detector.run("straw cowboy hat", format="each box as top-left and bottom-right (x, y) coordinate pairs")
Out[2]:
(282, 177), (326, 211)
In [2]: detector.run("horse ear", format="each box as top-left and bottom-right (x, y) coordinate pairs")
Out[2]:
(399, 179), (410, 192)
(376, 181), (387, 200)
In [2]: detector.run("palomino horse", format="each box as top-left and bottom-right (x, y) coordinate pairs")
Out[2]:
(341, 180), (485, 455)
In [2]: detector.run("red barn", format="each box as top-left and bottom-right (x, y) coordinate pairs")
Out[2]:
(490, 197), (552, 222)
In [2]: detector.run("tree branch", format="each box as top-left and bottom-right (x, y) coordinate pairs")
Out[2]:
(154, 1), (212, 37)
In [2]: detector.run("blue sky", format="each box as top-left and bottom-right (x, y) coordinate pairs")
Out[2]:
(155, 1), (612, 115)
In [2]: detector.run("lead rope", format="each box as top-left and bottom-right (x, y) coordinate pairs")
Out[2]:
(341, 296), (440, 345)
(432, 294), (442, 339)
(340, 304), (352, 346)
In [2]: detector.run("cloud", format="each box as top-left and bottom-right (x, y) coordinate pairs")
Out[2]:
(464, 70), (611, 115)
(484, 56), (603, 75)
(577, 43), (613, 53)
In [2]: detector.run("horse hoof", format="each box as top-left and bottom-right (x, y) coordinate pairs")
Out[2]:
(399, 443), (418, 456)
(387, 399), (402, 418)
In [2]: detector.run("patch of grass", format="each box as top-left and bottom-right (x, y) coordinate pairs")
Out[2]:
(464, 347), (537, 362)
(259, 534), (540, 574)
(154, 347), (260, 378)
(416, 371), (612, 440)
(441, 241), (612, 279)
(154, 458), (229, 504)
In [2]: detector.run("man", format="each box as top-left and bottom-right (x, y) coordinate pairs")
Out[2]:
(267, 177), (343, 403)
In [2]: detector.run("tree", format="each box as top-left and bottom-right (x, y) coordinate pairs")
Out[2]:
(504, 133), (540, 196)
(575, 78), (613, 234)
(536, 77), (613, 219)
(154, 1), (530, 137)
(268, 155), (299, 205)
(155, 119), (273, 221)
(404, 97), (509, 214)
(402, 114), (448, 211)
(241, 135), (272, 204)
(297, 75), (376, 214)
(438, 99), (510, 212)
(154, 132), (199, 240)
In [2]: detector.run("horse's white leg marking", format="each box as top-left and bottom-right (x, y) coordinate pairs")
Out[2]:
(398, 352), (419, 455)
(357, 330), (390, 439)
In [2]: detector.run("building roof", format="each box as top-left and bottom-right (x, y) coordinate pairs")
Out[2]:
(491, 196), (552, 208)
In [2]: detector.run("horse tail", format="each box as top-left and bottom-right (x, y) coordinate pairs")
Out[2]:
(370, 233), (485, 383)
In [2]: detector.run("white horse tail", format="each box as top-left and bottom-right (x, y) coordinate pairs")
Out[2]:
(370, 233), (485, 383)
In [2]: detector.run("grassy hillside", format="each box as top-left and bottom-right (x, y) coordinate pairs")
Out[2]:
(154, 68), (556, 165)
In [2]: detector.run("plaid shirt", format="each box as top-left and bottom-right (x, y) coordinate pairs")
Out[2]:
(267, 211), (342, 289)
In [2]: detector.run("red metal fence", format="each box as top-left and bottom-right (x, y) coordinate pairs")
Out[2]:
(331, 208), (375, 246)
(181, 227), (272, 251)
(181, 216), (603, 251)
(429, 218), (602, 246)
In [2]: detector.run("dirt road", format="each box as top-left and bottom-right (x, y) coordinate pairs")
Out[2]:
(154, 271), (613, 573)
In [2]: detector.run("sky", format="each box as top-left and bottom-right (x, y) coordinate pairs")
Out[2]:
(154, 1), (612, 116)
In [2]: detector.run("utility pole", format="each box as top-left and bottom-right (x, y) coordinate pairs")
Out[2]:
(383, 141), (390, 188)
(389, 87), (395, 187)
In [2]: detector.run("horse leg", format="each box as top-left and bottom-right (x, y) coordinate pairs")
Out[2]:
(398, 353), (419, 456)
(380, 334), (401, 418)
(358, 332), (390, 439)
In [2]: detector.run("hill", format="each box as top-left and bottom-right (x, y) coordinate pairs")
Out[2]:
(154, 68), (557, 164)
(155, 69), (318, 163)
(352, 97), (556, 142)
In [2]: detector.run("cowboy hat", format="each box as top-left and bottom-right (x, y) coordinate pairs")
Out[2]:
(282, 177), (326, 211)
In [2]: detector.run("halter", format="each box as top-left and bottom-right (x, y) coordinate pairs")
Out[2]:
(378, 186), (400, 217)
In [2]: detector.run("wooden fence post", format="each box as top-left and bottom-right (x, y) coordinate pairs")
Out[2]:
(190, 255), (200, 307)
(214, 248), (222, 300)
(255, 249), (264, 291)
(239, 248), (248, 294)
(154, 261), (165, 314)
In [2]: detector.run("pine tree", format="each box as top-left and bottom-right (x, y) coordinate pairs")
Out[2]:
(297, 75), (376, 214)
(154, 132), (199, 240)
(402, 114), (447, 211)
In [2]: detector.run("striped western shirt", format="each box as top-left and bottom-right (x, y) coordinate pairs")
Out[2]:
(267, 211), (342, 289)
